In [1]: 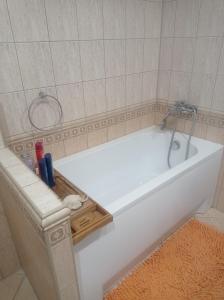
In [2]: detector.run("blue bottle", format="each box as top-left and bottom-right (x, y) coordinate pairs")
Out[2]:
(45, 153), (55, 188)
(39, 158), (49, 186)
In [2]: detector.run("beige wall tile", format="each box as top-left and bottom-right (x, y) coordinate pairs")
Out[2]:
(176, 118), (185, 132)
(17, 42), (54, 90)
(80, 40), (105, 81)
(83, 79), (106, 116)
(51, 41), (82, 85)
(173, 38), (195, 73)
(140, 113), (154, 129)
(206, 125), (224, 144)
(45, 0), (78, 41)
(44, 141), (66, 161)
(159, 38), (174, 71)
(7, 0), (48, 42)
(126, 39), (144, 75)
(198, 0), (224, 37)
(126, 118), (141, 134)
(0, 44), (23, 93)
(105, 40), (126, 77)
(157, 71), (171, 101)
(154, 112), (164, 126)
(126, 73), (142, 106)
(0, 0), (13, 42)
(103, 0), (126, 39)
(144, 1), (162, 38)
(56, 83), (85, 123)
(169, 71), (191, 103)
(0, 91), (31, 138)
(88, 128), (107, 148)
(212, 76), (224, 113)
(64, 134), (88, 156)
(0, 238), (20, 278)
(188, 73), (215, 110)
(161, 1), (176, 37)
(126, 0), (144, 38)
(185, 120), (207, 139)
(143, 38), (160, 71)
(175, 0), (200, 37)
(193, 37), (222, 75)
(142, 71), (157, 102)
(76, 0), (103, 40)
(108, 122), (126, 141)
(106, 76), (126, 111)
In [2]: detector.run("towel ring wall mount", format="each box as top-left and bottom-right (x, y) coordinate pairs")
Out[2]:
(28, 91), (63, 132)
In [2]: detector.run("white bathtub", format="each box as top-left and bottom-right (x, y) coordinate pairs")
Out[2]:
(55, 126), (223, 300)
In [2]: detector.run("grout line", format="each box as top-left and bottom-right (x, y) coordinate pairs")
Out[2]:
(0, 37), (171, 44)
(74, 0), (87, 123)
(12, 274), (26, 300)
(186, 0), (202, 106)
(101, 0), (108, 142)
(167, 0), (177, 104)
(141, 1), (147, 106)
(2, 35), (224, 44)
(0, 71), (160, 96)
(0, 69), (212, 91)
(43, 0), (66, 156)
(155, 0), (164, 104)
(124, 0), (128, 136)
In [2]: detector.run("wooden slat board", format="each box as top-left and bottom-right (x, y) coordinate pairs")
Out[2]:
(53, 171), (113, 244)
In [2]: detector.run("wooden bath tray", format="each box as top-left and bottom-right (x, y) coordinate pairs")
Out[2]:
(53, 171), (113, 244)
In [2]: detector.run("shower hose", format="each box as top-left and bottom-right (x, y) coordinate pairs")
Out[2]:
(167, 108), (197, 169)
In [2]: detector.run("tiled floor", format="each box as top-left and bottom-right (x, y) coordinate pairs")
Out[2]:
(195, 208), (224, 232)
(0, 209), (223, 300)
(0, 269), (37, 300)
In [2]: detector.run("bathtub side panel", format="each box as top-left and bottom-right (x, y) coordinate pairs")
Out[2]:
(73, 151), (222, 300)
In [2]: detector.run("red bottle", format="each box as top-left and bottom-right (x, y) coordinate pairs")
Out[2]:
(35, 141), (44, 162)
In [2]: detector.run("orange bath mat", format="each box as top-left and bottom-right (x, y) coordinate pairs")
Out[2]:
(104, 220), (224, 300)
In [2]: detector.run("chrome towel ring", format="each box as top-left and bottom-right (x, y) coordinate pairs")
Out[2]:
(28, 91), (63, 132)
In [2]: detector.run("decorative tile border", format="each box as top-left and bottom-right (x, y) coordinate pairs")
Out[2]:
(8, 103), (155, 155)
(45, 221), (71, 246)
(8, 101), (224, 156)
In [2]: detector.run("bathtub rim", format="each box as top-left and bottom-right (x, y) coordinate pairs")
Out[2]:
(55, 126), (222, 166)
(54, 126), (223, 216)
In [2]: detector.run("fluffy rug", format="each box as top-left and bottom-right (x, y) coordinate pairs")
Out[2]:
(104, 220), (224, 300)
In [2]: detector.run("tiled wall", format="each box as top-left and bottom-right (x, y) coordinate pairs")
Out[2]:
(0, 1), (160, 279)
(157, 0), (224, 212)
(0, 0), (162, 141)
(158, 0), (224, 112)
(0, 200), (20, 279)
(0, 131), (20, 279)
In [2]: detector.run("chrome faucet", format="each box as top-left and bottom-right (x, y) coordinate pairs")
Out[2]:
(160, 101), (197, 130)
